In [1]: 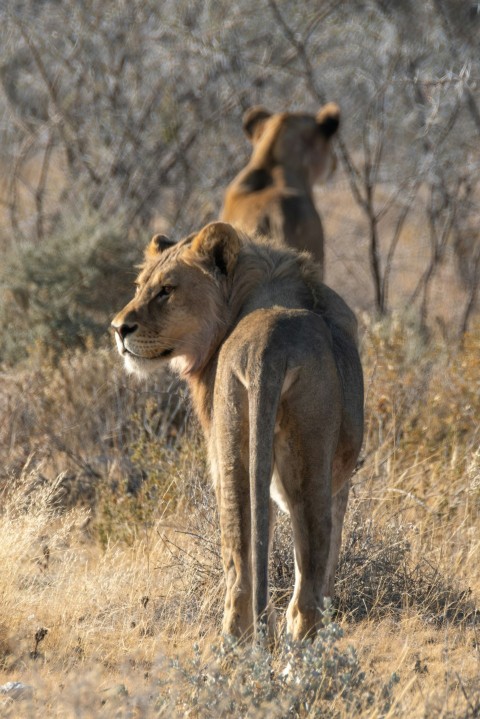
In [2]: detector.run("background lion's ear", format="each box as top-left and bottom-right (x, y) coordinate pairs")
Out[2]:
(242, 106), (272, 142)
(316, 102), (340, 138)
(191, 222), (240, 275)
(144, 234), (176, 259)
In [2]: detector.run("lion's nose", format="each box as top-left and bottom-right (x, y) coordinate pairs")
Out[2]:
(112, 321), (138, 341)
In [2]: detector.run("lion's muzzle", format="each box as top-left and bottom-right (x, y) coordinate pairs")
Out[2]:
(111, 317), (138, 358)
(112, 320), (138, 343)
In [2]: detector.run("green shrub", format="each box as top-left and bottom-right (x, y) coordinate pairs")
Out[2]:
(0, 213), (143, 365)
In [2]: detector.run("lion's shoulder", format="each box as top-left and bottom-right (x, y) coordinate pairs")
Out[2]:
(227, 238), (357, 348)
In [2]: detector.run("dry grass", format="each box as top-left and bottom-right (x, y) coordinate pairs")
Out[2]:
(0, 315), (479, 717)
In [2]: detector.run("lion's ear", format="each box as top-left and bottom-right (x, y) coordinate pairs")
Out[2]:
(316, 102), (340, 138)
(144, 234), (176, 259)
(242, 106), (272, 142)
(191, 222), (240, 275)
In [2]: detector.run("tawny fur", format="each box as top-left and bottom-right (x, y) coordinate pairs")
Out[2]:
(112, 222), (363, 642)
(221, 103), (340, 275)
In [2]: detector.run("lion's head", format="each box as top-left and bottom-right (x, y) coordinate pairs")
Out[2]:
(242, 102), (340, 185)
(111, 223), (241, 378)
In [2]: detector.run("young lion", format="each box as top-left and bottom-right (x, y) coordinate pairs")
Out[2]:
(221, 103), (340, 276)
(112, 222), (363, 641)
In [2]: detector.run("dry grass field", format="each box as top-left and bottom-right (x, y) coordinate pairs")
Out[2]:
(0, 305), (479, 717)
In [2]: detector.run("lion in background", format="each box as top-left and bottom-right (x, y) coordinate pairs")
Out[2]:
(221, 103), (340, 275)
(112, 222), (363, 641)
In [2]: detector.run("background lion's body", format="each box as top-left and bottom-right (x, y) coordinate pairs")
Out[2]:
(112, 223), (363, 640)
(221, 104), (341, 274)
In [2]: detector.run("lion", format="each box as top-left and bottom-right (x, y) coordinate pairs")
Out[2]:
(112, 222), (363, 641)
(221, 103), (341, 275)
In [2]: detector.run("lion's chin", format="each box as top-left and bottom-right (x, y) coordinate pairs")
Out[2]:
(122, 350), (196, 379)
(115, 336), (198, 380)
(123, 352), (167, 378)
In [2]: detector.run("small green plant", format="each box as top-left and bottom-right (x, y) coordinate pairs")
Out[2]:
(149, 604), (400, 718)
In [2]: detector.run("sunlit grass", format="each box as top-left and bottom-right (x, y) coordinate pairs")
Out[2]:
(0, 317), (479, 716)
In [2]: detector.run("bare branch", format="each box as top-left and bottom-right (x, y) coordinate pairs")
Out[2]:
(266, 0), (367, 211)
(35, 131), (55, 242)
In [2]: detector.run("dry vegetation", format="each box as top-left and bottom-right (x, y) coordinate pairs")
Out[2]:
(0, 319), (478, 717)
(0, 0), (479, 716)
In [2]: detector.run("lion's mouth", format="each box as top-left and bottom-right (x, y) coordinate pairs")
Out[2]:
(123, 347), (174, 360)
(115, 333), (174, 361)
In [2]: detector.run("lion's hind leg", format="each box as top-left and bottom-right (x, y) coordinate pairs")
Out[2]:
(286, 488), (332, 640)
(273, 352), (342, 640)
(323, 480), (349, 600)
(219, 461), (253, 638)
(275, 430), (333, 641)
(215, 383), (253, 639)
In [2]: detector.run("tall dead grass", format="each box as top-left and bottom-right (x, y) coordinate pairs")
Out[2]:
(0, 317), (479, 716)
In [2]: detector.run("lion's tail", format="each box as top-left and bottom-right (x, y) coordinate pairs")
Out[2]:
(248, 358), (285, 640)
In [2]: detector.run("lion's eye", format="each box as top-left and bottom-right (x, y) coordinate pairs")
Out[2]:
(155, 285), (174, 300)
